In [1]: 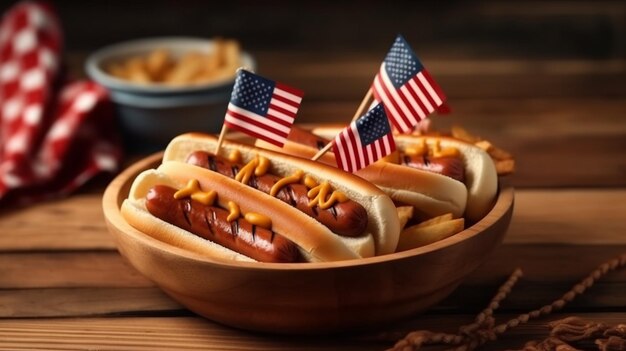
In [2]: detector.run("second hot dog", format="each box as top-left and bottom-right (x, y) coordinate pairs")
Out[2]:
(255, 125), (497, 223)
(160, 133), (401, 258)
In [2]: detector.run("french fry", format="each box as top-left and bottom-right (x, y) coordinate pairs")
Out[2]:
(164, 52), (204, 85)
(415, 212), (454, 228)
(221, 39), (241, 70)
(396, 206), (414, 229)
(106, 62), (128, 80)
(106, 38), (242, 86)
(145, 49), (171, 81)
(495, 159), (515, 175)
(451, 125), (515, 176)
(125, 57), (151, 84)
(396, 217), (464, 252)
(451, 125), (480, 144)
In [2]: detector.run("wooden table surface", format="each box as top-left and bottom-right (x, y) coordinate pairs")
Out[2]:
(1, 50), (625, 350)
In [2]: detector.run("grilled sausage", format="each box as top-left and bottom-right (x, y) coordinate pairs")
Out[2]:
(185, 151), (368, 237)
(401, 155), (465, 183)
(145, 185), (301, 263)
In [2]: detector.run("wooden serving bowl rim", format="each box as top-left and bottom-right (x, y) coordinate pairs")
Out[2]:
(103, 152), (514, 271)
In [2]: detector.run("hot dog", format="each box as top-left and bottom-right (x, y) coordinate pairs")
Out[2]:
(184, 150), (367, 237)
(122, 134), (401, 262)
(255, 125), (498, 223)
(146, 184), (301, 263)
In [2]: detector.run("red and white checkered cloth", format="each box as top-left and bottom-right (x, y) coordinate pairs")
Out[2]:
(0, 1), (122, 206)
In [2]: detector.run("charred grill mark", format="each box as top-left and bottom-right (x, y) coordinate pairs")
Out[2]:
(403, 155), (412, 165)
(251, 225), (257, 241)
(286, 186), (298, 207)
(423, 155), (430, 165)
(329, 205), (338, 219)
(311, 204), (319, 217)
(270, 230), (275, 243)
(231, 165), (239, 178)
(249, 175), (259, 190)
(204, 209), (214, 235)
(181, 200), (192, 227)
(208, 155), (218, 172)
(316, 140), (326, 150)
(231, 220), (239, 238)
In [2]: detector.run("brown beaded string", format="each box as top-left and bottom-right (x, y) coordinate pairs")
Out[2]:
(387, 253), (626, 351)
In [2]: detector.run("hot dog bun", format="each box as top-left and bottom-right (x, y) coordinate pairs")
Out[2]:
(392, 134), (498, 223)
(121, 169), (255, 262)
(161, 133), (401, 258)
(122, 161), (381, 262)
(256, 127), (497, 222)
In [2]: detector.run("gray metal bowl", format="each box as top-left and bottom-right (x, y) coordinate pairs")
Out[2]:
(85, 37), (255, 149)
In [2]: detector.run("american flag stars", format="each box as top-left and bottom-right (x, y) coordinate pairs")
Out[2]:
(230, 70), (274, 115)
(384, 36), (423, 88)
(356, 105), (391, 146)
(224, 69), (303, 147)
(332, 103), (396, 173)
(371, 34), (447, 133)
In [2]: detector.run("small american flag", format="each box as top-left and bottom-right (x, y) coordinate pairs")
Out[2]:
(372, 35), (447, 133)
(225, 69), (303, 147)
(333, 103), (396, 173)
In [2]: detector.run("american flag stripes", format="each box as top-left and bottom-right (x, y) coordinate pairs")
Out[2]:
(224, 69), (303, 147)
(372, 35), (447, 133)
(333, 103), (396, 173)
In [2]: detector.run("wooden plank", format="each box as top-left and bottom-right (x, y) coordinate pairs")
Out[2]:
(1, 189), (623, 252)
(0, 245), (623, 318)
(255, 54), (626, 99)
(69, 49), (626, 99)
(0, 194), (116, 251)
(0, 252), (152, 289)
(301, 98), (626, 187)
(0, 288), (183, 318)
(505, 189), (626, 244)
(0, 313), (624, 351)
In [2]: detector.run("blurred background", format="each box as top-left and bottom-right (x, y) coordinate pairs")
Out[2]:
(1, 0), (624, 187)
(4, 0), (622, 101)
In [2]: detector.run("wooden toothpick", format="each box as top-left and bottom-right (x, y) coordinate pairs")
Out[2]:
(311, 88), (373, 161)
(214, 124), (229, 155)
(351, 88), (373, 122)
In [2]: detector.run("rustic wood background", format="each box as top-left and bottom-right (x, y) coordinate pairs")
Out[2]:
(0, 1), (625, 350)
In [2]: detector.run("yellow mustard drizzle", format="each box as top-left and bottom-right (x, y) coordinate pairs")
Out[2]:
(173, 179), (217, 206)
(306, 181), (348, 210)
(227, 149), (242, 163)
(226, 201), (240, 222)
(255, 156), (270, 176)
(234, 156), (270, 184)
(172, 179), (272, 230)
(270, 170), (304, 197)
(404, 140), (460, 158)
(303, 174), (318, 188)
(244, 213), (272, 229)
(235, 157), (258, 184)
(431, 140), (460, 158)
(404, 139), (427, 156)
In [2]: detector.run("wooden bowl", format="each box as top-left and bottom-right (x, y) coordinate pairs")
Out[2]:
(103, 153), (514, 334)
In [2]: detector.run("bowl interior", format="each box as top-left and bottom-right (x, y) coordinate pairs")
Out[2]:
(86, 37), (256, 95)
(102, 153), (514, 333)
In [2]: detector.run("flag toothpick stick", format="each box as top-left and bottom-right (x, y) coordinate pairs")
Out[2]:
(311, 140), (333, 161)
(312, 88), (373, 162)
(214, 124), (229, 155)
(215, 69), (303, 155)
(351, 88), (373, 122)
